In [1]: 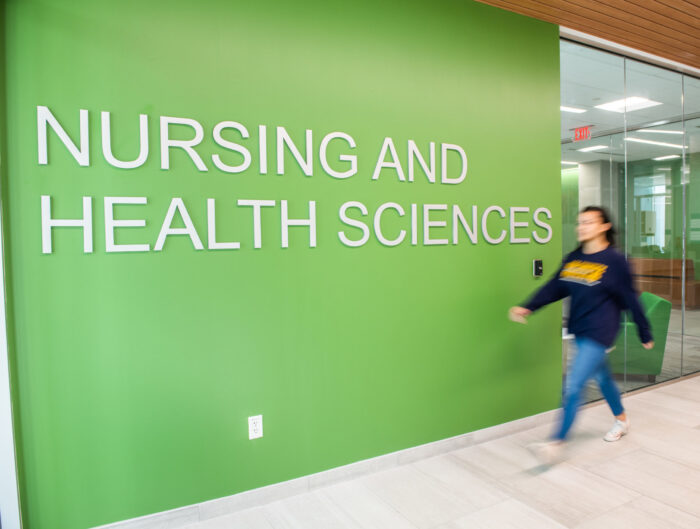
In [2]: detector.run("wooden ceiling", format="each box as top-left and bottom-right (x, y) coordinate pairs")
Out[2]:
(475, 0), (700, 71)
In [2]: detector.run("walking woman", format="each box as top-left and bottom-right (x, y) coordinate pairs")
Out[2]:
(509, 206), (654, 463)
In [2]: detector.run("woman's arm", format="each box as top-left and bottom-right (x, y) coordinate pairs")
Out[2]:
(510, 261), (568, 323)
(522, 262), (569, 313)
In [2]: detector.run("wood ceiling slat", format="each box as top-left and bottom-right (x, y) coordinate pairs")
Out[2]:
(656, 0), (700, 18)
(480, 0), (695, 56)
(667, 0), (700, 11)
(474, 0), (700, 70)
(624, 0), (700, 29)
(546, 0), (700, 49)
(574, 0), (700, 46)
(595, 0), (700, 34)
(497, 0), (700, 52)
(481, 0), (694, 51)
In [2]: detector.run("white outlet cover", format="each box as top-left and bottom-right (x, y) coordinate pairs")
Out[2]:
(248, 415), (263, 440)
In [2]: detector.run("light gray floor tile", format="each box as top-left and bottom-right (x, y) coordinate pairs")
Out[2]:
(450, 434), (543, 480)
(498, 462), (640, 527)
(98, 507), (200, 529)
(587, 449), (700, 518)
(616, 407), (700, 471)
(575, 496), (700, 529)
(630, 391), (700, 427)
(440, 498), (568, 529)
(319, 481), (418, 529)
(412, 454), (509, 510)
(552, 418), (642, 470)
(263, 492), (359, 529)
(656, 378), (700, 403)
(360, 465), (478, 528)
(186, 507), (275, 529)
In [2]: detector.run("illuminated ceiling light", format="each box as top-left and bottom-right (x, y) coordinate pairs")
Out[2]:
(638, 129), (684, 135)
(560, 106), (586, 113)
(645, 120), (670, 127)
(625, 137), (685, 149)
(561, 161), (578, 165)
(594, 96), (661, 113)
(657, 167), (671, 171)
(652, 154), (680, 160)
(577, 145), (607, 152)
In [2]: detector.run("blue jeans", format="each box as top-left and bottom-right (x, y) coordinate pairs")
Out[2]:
(555, 336), (624, 440)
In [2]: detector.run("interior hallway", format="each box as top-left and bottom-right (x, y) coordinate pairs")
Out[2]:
(180, 375), (700, 529)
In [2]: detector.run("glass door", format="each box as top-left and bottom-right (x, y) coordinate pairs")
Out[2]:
(560, 39), (699, 404)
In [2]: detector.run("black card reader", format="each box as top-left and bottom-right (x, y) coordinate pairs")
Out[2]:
(533, 259), (543, 277)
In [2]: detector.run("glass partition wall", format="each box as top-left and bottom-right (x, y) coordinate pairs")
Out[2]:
(560, 41), (699, 403)
(685, 76), (700, 377)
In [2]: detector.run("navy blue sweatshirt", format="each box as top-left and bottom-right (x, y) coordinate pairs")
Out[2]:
(524, 246), (652, 348)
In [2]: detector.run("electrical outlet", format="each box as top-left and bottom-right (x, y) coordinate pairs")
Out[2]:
(248, 415), (263, 440)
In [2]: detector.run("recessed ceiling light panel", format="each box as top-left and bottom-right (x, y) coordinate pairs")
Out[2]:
(652, 155), (680, 161)
(638, 129), (684, 135)
(560, 106), (586, 113)
(577, 145), (607, 152)
(594, 97), (662, 113)
(625, 138), (685, 149)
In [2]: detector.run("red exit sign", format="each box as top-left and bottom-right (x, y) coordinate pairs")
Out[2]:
(574, 126), (591, 141)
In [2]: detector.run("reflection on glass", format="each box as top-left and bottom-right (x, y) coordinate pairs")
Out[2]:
(623, 120), (683, 391)
(683, 76), (700, 376)
(560, 42), (625, 404)
(560, 40), (700, 402)
(621, 61), (684, 130)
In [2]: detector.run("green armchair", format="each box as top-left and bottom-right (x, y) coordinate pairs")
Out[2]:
(608, 292), (671, 382)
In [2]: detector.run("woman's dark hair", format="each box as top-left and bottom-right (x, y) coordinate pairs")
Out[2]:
(581, 205), (616, 246)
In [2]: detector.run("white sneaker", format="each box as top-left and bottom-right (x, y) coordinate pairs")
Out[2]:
(604, 418), (630, 442)
(527, 441), (563, 465)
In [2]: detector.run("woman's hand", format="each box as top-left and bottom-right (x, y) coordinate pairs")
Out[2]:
(642, 341), (654, 350)
(509, 306), (531, 324)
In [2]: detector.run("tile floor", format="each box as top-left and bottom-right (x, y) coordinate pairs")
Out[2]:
(179, 375), (700, 529)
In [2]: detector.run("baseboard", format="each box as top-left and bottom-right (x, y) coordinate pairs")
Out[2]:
(92, 408), (559, 529)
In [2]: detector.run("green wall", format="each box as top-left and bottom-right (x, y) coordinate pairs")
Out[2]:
(2, 1), (562, 528)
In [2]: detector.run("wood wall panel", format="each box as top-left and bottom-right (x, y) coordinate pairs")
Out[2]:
(476, 0), (700, 70)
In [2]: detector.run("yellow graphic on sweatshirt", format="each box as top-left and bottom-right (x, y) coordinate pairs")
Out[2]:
(560, 260), (608, 285)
